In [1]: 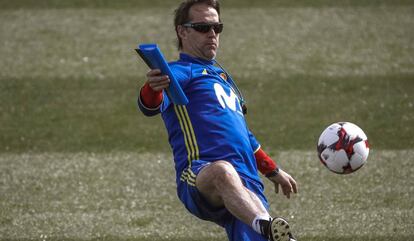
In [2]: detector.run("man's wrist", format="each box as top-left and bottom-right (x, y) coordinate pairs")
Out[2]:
(265, 167), (280, 178)
(254, 148), (278, 175)
(140, 83), (163, 108)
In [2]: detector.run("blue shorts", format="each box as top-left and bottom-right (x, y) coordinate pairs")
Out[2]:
(177, 160), (269, 241)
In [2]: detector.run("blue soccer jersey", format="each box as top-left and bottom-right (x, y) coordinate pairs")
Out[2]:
(149, 53), (263, 186)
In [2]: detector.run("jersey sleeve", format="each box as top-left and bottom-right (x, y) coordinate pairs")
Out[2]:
(138, 97), (161, 116)
(160, 61), (192, 112)
(248, 129), (279, 175)
(248, 129), (261, 153)
(138, 61), (191, 115)
(138, 83), (163, 116)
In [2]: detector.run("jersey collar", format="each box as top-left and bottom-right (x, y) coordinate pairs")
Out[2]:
(179, 53), (215, 65)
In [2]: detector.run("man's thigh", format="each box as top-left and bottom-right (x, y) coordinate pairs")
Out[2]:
(195, 160), (238, 207)
(177, 160), (230, 225)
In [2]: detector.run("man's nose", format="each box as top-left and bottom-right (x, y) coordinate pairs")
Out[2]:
(207, 27), (218, 36)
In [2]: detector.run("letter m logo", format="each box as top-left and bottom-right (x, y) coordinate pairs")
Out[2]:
(214, 83), (243, 115)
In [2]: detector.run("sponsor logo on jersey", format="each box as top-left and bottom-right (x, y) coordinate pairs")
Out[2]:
(214, 83), (243, 116)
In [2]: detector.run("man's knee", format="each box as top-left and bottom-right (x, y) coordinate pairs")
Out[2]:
(197, 160), (238, 187)
(207, 160), (240, 186)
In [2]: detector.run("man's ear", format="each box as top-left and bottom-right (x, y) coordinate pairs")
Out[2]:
(177, 25), (187, 40)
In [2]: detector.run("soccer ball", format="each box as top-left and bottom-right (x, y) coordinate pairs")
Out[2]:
(317, 122), (369, 174)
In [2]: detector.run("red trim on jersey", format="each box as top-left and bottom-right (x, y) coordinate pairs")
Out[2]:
(254, 148), (278, 175)
(140, 83), (163, 108)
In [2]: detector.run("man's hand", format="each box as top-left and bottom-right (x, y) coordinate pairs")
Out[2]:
(146, 69), (170, 92)
(268, 169), (298, 199)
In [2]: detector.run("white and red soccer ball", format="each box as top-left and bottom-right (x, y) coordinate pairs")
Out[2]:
(317, 122), (369, 174)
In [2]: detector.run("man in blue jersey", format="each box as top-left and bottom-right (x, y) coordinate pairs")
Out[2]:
(138, 1), (298, 240)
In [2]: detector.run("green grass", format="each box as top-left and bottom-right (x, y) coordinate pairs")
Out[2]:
(1, 0), (413, 9)
(0, 2), (413, 240)
(0, 151), (413, 240)
(0, 6), (413, 152)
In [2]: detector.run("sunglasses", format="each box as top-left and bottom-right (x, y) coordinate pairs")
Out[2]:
(182, 22), (224, 34)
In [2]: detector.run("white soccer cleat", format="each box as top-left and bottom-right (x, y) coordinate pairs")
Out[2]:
(269, 217), (297, 241)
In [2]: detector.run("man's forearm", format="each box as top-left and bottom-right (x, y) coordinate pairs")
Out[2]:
(138, 83), (163, 116)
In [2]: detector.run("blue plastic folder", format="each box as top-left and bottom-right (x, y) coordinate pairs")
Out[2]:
(136, 44), (188, 105)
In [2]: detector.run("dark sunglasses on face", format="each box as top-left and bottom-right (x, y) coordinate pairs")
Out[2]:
(182, 22), (224, 34)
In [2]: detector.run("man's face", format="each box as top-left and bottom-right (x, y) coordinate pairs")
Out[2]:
(179, 3), (220, 60)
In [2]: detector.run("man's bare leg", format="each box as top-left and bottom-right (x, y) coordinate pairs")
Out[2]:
(195, 160), (270, 227)
(195, 160), (296, 241)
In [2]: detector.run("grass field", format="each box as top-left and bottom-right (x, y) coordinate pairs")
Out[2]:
(0, 0), (413, 240)
(1, 151), (413, 240)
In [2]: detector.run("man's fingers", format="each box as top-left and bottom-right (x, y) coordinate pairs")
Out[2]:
(274, 182), (279, 194)
(282, 183), (292, 199)
(291, 178), (298, 194)
(149, 75), (169, 84)
(146, 68), (162, 77)
(150, 79), (169, 88)
(269, 170), (297, 199)
(146, 69), (170, 87)
(150, 80), (170, 91)
(147, 75), (170, 91)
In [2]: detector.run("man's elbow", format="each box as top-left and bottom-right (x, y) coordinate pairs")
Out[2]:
(137, 97), (161, 116)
